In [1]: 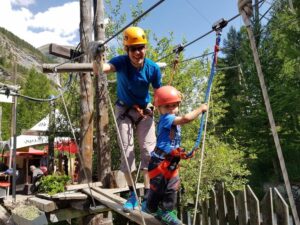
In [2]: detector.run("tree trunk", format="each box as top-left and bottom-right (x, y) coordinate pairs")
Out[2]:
(79, 0), (93, 183)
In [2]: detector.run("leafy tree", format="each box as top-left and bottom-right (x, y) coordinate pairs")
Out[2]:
(17, 68), (52, 134)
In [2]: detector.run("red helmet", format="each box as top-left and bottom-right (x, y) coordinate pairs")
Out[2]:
(154, 86), (182, 107)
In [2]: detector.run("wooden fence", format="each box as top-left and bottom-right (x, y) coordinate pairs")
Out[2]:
(179, 183), (294, 225)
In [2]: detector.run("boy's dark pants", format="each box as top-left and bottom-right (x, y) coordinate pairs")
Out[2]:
(147, 156), (180, 212)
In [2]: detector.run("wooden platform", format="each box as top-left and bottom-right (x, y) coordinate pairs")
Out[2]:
(82, 187), (163, 225)
(4, 182), (167, 225)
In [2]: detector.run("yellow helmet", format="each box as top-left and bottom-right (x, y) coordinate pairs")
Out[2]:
(123, 27), (147, 46)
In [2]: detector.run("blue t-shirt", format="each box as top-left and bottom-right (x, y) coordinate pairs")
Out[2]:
(109, 55), (162, 107)
(156, 114), (181, 154)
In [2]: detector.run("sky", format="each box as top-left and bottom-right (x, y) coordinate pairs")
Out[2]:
(0, 0), (272, 59)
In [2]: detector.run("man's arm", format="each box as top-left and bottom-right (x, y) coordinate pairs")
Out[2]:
(93, 62), (116, 75)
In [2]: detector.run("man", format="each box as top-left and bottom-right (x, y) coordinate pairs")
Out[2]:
(30, 165), (44, 193)
(93, 26), (162, 212)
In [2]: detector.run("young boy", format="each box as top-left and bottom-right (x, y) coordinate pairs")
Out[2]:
(143, 85), (208, 225)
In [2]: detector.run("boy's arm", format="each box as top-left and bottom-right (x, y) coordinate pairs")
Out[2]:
(173, 104), (208, 125)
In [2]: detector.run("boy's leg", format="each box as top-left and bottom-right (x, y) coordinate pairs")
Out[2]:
(160, 175), (182, 225)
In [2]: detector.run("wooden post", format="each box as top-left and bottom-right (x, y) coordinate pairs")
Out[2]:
(0, 106), (2, 141)
(78, 0), (93, 183)
(94, 0), (111, 188)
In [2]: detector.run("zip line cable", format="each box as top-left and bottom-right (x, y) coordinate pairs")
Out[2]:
(186, 29), (222, 157)
(157, 0), (265, 63)
(0, 73), (74, 102)
(103, 0), (165, 46)
(51, 0), (166, 71)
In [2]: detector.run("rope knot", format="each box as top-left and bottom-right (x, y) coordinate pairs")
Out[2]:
(238, 0), (253, 18)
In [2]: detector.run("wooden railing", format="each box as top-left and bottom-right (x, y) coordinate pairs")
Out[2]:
(180, 183), (294, 225)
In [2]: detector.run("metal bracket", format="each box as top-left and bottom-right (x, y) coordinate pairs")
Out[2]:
(212, 18), (228, 31)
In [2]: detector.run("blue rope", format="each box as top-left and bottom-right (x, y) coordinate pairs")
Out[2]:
(186, 32), (221, 157)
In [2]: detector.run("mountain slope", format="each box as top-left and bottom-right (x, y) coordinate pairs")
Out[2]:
(0, 27), (53, 84)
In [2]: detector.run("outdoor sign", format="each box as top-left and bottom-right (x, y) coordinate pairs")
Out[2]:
(10, 135), (48, 149)
(0, 94), (13, 103)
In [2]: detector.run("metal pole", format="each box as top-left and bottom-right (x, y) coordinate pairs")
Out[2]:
(12, 95), (17, 202)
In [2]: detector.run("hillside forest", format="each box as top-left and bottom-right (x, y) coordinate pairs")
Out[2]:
(0, 0), (299, 204)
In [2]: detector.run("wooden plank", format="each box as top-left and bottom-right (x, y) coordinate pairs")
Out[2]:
(43, 62), (166, 73)
(246, 185), (260, 225)
(81, 188), (164, 225)
(28, 196), (58, 212)
(209, 189), (218, 225)
(42, 63), (93, 73)
(48, 207), (108, 223)
(216, 182), (226, 225)
(236, 186), (247, 225)
(201, 200), (209, 225)
(37, 192), (88, 200)
(65, 181), (102, 191)
(261, 188), (275, 225)
(273, 188), (290, 225)
(49, 43), (82, 60)
(225, 190), (237, 225)
(105, 183), (144, 194)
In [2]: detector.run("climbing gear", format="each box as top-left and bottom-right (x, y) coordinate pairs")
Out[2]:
(149, 147), (194, 180)
(123, 27), (148, 46)
(153, 86), (181, 107)
(186, 19), (225, 159)
(160, 210), (182, 225)
(168, 44), (184, 85)
(117, 100), (154, 127)
(123, 191), (138, 212)
(238, 0), (253, 17)
(190, 19), (226, 225)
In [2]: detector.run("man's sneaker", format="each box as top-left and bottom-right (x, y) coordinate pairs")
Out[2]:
(122, 192), (138, 212)
(160, 210), (183, 225)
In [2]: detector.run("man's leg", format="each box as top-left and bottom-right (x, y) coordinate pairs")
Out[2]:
(136, 114), (156, 200)
(116, 106), (137, 211)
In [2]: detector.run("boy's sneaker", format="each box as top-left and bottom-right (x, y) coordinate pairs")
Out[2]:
(122, 192), (138, 212)
(160, 210), (182, 225)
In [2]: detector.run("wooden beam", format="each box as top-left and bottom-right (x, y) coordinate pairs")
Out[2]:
(28, 197), (58, 212)
(81, 188), (164, 225)
(49, 206), (108, 223)
(42, 62), (167, 73)
(49, 44), (82, 60)
(65, 181), (102, 191)
(42, 63), (93, 73)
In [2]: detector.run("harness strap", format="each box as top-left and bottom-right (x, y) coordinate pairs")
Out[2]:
(148, 159), (179, 180)
(118, 101), (153, 126)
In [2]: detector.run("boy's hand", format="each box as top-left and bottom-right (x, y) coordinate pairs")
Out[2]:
(201, 103), (208, 112)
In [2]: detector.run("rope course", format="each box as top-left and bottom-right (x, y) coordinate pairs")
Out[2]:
(3, 0), (297, 223)
(0, 73), (74, 102)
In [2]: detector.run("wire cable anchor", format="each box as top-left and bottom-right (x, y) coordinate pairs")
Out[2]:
(212, 18), (228, 31)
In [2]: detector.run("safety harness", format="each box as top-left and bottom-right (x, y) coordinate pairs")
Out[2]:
(117, 100), (154, 127)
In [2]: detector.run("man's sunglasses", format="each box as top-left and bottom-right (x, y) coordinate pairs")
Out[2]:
(129, 45), (145, 52)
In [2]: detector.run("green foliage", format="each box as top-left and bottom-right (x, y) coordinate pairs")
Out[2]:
(16, 68), (52, 134)
(180, 136), (250, 204)
(215, 0), (300, 197)
(38, 174), (71, 195)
